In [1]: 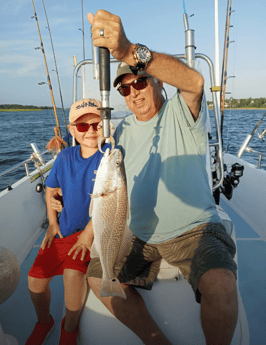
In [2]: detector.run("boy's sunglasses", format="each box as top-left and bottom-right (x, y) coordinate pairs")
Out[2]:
(117, 76), (150, 97)
(71, 122), (100, 132)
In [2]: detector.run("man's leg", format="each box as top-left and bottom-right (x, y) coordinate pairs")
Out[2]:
(63, 269), (88, 333)
(87, 277), (171, 345)
(28, 276), (53, 324)
(198, 268), (238, 345)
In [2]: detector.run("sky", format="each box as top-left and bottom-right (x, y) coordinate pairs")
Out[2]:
(0, 0), (265, 109)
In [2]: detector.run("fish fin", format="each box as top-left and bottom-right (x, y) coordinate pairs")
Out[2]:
(100, 278), (126, 299)
(89, 198), (93, 217)
(115, 225), (133, 264)
(127, 202), (130, 220)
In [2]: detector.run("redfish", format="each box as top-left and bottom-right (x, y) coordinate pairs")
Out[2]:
(89, 148), (132, 299)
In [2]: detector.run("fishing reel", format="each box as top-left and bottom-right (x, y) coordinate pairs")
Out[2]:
(258, 128), (266, 141)
(220, 163), (244, 200)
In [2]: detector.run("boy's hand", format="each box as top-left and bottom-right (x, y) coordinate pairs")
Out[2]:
(68, 228), (94, 261)
(41, 224), (63, 249)
(50, 187), (63, 212)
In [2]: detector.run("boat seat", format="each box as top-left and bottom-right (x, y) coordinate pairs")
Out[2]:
(156, 205), (234, 281)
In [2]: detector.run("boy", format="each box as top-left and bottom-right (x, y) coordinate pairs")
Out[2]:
(26, 98), (106, 345)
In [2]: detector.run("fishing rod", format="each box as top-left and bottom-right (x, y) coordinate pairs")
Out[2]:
(31, 0), (62, 140)
(98, 46), (114, 151)
(90, 28), (113, 150)
(41, 0), (69, 146)
(238, 111), (266, 158)
(220, 0), (233, 141)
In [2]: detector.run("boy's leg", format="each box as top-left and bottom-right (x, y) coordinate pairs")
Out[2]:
(63, 268), (88, 333)
(28, 276), (53, 323)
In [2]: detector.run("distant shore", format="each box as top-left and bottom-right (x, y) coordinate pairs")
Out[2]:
(208, 107), (266, 110)
(0, 109), (43, 112)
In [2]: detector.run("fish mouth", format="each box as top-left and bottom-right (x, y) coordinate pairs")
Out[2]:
(98, 136), (115, 154)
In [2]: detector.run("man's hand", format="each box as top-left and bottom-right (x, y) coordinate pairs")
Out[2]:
(68, 225), (94, 261)
(41, 224), (63, 249)
(88, 10), (132, 63)
(50, 187), (63, 213)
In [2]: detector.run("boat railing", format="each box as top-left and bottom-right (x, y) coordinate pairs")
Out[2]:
(240, 145), (266, 169)
(237, 113), (266, 169)
(0, 143), (56, 179)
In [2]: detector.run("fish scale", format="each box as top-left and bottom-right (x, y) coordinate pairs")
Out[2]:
(90, 148), (132, 299)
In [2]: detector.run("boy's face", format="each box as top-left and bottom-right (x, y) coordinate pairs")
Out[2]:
(68, 113), (101, 149)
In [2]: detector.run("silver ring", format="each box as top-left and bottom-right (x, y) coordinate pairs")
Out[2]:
(100, 29), (104, 37)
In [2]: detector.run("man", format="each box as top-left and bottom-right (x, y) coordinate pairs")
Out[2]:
(54, 10), (238, 345)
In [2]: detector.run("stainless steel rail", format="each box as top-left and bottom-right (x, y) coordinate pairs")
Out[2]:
(243, 147), (266, 169)
(0, 146), (55, 178)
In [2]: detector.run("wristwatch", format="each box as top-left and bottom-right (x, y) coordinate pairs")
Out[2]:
(132, 44), (153, 71)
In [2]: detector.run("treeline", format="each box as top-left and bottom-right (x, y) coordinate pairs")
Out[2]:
(0, 104), (53, 110)
(207, 98), (266, 109)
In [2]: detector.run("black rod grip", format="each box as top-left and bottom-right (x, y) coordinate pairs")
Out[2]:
(99, 47), (110, 91)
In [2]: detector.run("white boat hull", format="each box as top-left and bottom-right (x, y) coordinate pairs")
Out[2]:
(223, 153), (266, 237)
(0, 159), (54, 265)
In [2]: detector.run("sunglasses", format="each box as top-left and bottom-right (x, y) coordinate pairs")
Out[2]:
(117, 76), (150, 97)
(71, 122), (100, 132)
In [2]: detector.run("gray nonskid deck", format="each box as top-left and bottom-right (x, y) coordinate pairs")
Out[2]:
(0, 231), (64, 345)
(220, 198), (266, 345)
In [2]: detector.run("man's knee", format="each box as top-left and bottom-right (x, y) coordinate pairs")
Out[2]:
(198, 268), (237, 298)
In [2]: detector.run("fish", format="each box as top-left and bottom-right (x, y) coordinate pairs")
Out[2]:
(89, 148), (132, 299)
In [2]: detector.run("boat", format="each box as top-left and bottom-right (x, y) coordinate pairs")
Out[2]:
(0, 1), (265, 344)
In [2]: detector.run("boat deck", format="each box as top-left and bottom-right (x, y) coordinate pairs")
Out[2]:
(220, 198), (266, 345)
(0, 232), (64, 344)
(0, 199), (265, 344)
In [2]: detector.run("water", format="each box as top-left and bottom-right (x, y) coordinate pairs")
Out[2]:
(209, 108), (266, 169)
(0, 108), (265, 192)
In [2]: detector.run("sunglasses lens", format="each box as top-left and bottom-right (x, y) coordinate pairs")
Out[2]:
(117, 77), (148, 97)
(118, 85), (130, 97)
(134, 78), (147, 90)
(76, 123), (89, 132)
(91, 123), (99, 131)
(75, 122), (100, 132)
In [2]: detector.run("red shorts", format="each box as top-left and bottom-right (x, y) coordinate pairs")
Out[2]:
(28, 231), (91, 278)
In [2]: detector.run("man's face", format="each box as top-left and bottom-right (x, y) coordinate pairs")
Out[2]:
(120, 74), (164, 121)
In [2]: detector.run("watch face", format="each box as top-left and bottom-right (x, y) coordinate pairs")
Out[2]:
(138, 47), (151, 63)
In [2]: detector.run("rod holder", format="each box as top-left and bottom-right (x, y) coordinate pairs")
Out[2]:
(99, 47), (113, 138)
(91, 35), (99, 80)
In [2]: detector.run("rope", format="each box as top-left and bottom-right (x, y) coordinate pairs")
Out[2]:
(46, 127), (67, 153)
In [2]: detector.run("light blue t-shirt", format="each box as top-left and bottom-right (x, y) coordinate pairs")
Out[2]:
(114, 92), (221, 244)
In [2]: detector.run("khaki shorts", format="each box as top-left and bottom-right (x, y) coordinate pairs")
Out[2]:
(87, 222), (237, 303)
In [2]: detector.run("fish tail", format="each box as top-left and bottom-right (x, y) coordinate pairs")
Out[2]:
(100, 278), (126, 299)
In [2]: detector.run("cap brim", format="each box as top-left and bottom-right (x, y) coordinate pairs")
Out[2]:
(113, 71), (149, 87)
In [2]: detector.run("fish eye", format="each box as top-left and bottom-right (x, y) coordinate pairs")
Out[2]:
(116, 161), (120, 166)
